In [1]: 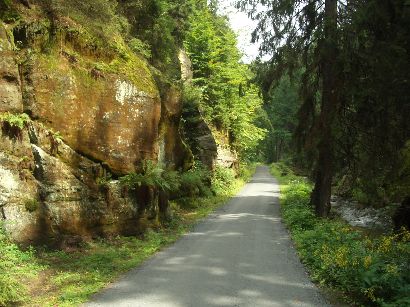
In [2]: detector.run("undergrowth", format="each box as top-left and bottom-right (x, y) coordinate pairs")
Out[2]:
(0, 113), (30, 129)
(119, 161), (253, 198)
(0, 225), (44, 306)
(271, 163), (410, 306)
(0, 112), (31, 141)
(119, 160), (180, 193)
(0, 164), (255, 306)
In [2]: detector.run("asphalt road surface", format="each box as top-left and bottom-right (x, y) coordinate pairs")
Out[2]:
(87, 166), (330, 307)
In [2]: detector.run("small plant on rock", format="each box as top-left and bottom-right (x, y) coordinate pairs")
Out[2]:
(0, 112), (30, 129)
(0, 112), (31, 140)
(24, 198), (39, 213)
(96, 173), (112, 188)
(120, 160), (180, 193)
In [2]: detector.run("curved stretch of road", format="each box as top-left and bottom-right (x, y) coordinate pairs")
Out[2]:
(87, 166), (329, 307)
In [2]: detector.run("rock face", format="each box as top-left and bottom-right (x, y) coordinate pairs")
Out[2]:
(159, 85), (192, 171)
(178, 49), (193, 84)
(0, 12), (192, 245)
(0, 23), (22, 113)
(181, 103), (217, 170)
(22, 51), (161, 175)
(179, 48), (218, 170)
(1, 105), (153, 244)
(216, 142), (237, 169)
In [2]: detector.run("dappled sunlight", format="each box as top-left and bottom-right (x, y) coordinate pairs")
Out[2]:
(216, 213), (281, 223)
(185, 231), (216, 237)
(208, 266), (228, 276)
(89, 249), (324, 306)
(87, 166), (328, 307)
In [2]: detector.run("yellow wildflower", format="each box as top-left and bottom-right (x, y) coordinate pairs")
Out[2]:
(364, 237), (373, 249)
(352, 259), (359, 266)
(335, 246), (348, 268)
(364, 255), (372, 268)
(401, 228), (410, 242)
(365, 287), (376, 301)
(385, 264), (398, 275)
(341, 227), (350, 233)
(378, 236), (392, 253)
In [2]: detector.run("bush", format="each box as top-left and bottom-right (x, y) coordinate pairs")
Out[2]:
(211, 165), (236, 196)
(128, 38), (151, 58)
(179, 162), (211, 197)
(270, 162), (300, 184)
(24, 198), (39, 213)
(161, 169), (181, 193)
(182, 85), (202, 107)
(237, 162), (255, 182)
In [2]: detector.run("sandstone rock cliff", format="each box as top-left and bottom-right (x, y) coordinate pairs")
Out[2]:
(0, 3), (194, 244)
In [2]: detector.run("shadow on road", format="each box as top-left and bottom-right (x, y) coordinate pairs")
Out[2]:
(87, 166), (329, 307)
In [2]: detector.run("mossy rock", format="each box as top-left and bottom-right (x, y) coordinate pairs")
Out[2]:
(24, 198), (39, 213)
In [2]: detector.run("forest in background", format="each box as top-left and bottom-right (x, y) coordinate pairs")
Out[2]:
(240, 0), (410, 217)
(239, 1), (410, 305)
(0, 0), (409, 306)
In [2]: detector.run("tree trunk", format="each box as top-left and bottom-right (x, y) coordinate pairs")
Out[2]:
(310, 0), (338, 217)
(277, 138), (284, 161)
(158, 190), (172, 222)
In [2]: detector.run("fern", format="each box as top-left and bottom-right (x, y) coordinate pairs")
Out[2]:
(119, 160), (181, 192)
(0, 112), (31, 129)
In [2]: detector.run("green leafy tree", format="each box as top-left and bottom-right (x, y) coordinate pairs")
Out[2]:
(184, 4), (266, 159)
(117, 0), (196, 76)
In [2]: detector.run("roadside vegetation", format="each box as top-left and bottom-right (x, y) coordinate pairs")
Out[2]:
(271, 163), (410, 306)
(1, 1), (264, 305)
(0, 163), (255, 306)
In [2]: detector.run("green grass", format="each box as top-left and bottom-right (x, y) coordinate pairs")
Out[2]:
(0, 165), (254, 307)
(270, 163), (410, 306)
(30, 231), (183, 306)
(0, 226), (45, 306)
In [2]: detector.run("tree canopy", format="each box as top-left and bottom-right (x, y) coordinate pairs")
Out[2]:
(237, 0), (410, 214)
(184, 3), (266, 159)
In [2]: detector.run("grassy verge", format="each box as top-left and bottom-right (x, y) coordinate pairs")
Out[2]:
(270, 163), (410, 306)
(1, 164), (255, 307)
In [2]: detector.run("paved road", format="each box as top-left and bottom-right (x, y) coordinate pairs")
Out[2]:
(87, 166), (330, 307)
